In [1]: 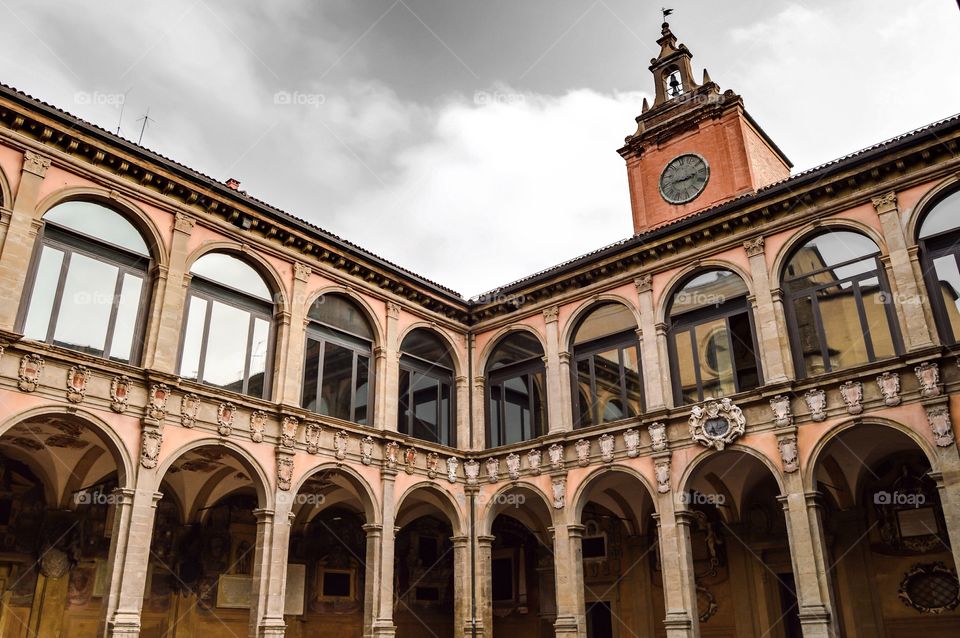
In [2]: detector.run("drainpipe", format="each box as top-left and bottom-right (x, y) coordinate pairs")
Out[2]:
(467, 333), (477, 638)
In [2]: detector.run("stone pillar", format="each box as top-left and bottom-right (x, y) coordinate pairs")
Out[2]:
(362, 524), (384, 638)
(931, 434), (960, 570)
(654, 501), (698, 638)
(778, 481), (837, 638)
(278, 263), (311, 406)
(654, 323), (673, 408)
(552, 522), (586, 638)
(251, 496), (294, 638)
(871, 192), (935, 350)
(378, 301), (401, 432)
(472, 375), (486, 450)
(635, 275), (666, 409)
(455, 375), (469, 449)
(451, 535), (472, 638)
(743, 238), (789, 382)
(544, 306), (570, 433)
(372, 470), (398, 637)
(769, 289), (796, 378)
(558, 351), (573, 429)
(476, 534), (494, 638)
(144, 212), (195, 372)
(0, 150), (49, 331)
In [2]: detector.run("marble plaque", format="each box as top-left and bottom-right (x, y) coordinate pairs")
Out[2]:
(217, 574), (252, 609)
(285, 563), (306, 615)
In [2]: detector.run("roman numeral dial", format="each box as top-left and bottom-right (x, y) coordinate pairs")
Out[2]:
(659, 154), (710, 204)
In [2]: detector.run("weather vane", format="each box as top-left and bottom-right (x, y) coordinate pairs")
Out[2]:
(662, 7), (674, 22)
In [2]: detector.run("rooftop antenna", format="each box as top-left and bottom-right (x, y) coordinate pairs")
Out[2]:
(135, 107), (156, 145)
(114, 87), (133, 136)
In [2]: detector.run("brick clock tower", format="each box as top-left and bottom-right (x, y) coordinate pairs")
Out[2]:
(619, 19), (792, 234)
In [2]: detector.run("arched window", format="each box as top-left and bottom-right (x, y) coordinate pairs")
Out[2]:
(571, 304), (643, 428)
(486, 332), (546, 447)
(782, 230), (900, 377)
(667, 270), (761, 404)
(302, 294), (373, 424)
(20, 200), (151, 363)
(398, 329), (455, 446)
(917, 188), (960, 343)
(179, 253), (274, 398)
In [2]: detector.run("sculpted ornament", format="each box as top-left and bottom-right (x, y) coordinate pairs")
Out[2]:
(623, 429), (640, 457)
(838, 381), (864, 415)
(66, 365), (89, 403)
(654, 458), (671, 494)
(361, 436), (375, 465)
(778, 434), (799, 473)
(384, 441), (400, 470)
(915, 362), (941, 398)
(877, 372), (902, 406)
(404, 447), (417, 474)
(334, 430), (349, 461)
(506, 453), (521, 480)
(648, 423), (667, 452)
(527, 449), (542, 475)
(40, 548), (70, 580)
(305, 422), (322, 454)
(140, 430), (162, 469)
(925, 405), (955, 448)
(552, 476), (566, 509)
(464, 459), (480, 486)
(148, 384), (170, 421)
(548, 443), (564, 470)
(277, 456), (294, 491)
(689, 398), (745, 451)
(217, 403), (236, 437)
(249, 411), (267, 443)
(446, 456), (459, 483)
(280, 417), (299, 448)
(576, 439), (591, 467)
(18, 354), (43, 392)
(110, 375), (131, 413)
(769, 395), (792, 427)
(486, 457), (500, 483)
(180, 394), (201, 428)
(599, 434), (615, 463)
(426, 452), (440, 479)
(804, 389), (827, 422)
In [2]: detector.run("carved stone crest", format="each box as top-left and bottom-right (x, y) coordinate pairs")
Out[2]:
(426, 452), (440, 479)
(148, 384), (170, 421)
(384, 441), (400, 470)
(180, 394), (201, 428)
(446, 456), (459, 483)
(39, 548), (70, 579)
(334, 430), (349, 461)
(654, 458), (671, 494)
(18, 354), (43, 392)
(915, 362), (941, 398)
(804, 389), (827, 422)
(548, 443), (564, 470)
(552, 477), (566, 509)
(877, 372), (901, 406)
(599, 434), (615, 463)
(280, 416), (299, 448)
(304, 422), (321, 454)
(623, 429), (640, 457)
(777, 434), (799, 473)
(404, 447), (417, 474)
(361, 436), (375, 465)
(110, 375), (131, 413)
(838, 381), (863, 415)
(648, 423), (668, 452)
(249, 411), (267, 443)
(486, 457), (500, 483)
(140, 429), (162, 469)
(277, 456), (293, 491)
(217, 403), (236, 437)
(769, 395), (792, 427)
(506, 453), (521, 480)
(527, 449), (542, 475)
(575, 439), (591, 467)
(689, 398), (745, 451)
(464, 459), (480, 486)
(66, 365), (88, 403)
(925, 405), (955, 448)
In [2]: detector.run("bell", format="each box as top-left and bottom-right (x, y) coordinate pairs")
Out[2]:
(669, 74), (681, 96)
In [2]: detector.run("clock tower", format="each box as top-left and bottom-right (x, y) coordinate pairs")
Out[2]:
(619, 19), (792, 234)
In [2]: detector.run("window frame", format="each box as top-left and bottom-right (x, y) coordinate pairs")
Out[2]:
(18, 220), (152, 364)
(485, 336), (547, 448)
(302, 311), (374, 425)
(398, 350), (455, 446)
(917, 199), (960, 344)
(782, 236), (903, 377)
(571, 328), (645, 429)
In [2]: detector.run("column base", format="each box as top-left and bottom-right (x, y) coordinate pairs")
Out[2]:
(106, 612), (141, 638)
(370, 620), (397, 637)
(798, 606), (836, 638)
(460, 620), (486, 637)
(258, 616), (286, 638)
(663, 611), (695, 638)
(554, 614), (581, 638)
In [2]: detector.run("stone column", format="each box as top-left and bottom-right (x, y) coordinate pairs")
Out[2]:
(544, 306), (570, 433)
(455, 375), (469, 449)
(558, 351), (573, 429)
(743, 238), (789, 382)
(654, 499), (699, 638)
(451, 535), (472, 638)
(278, 263), (311, 406)
(251, 493), (294, 638)
(871, 191), (936, 349)
(552, 522), (586, 638)
(0, 150), (50, 331)
(378, 301), (401, 432)
(372, 469), (398, 637)
(930, 416), (960, 570)
(769, 289), (796, 379)
(145, 212), (195, 372)
(472, 375), (486, 450)
(635, 275), (666, 409)
(362, 524), (384, 638)
(654, 323), (673, 408)
(778, 479), (837, 638)
(476, 534), (494, 638)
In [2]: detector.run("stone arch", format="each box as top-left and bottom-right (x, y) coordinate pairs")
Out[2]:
(905, 174), (960, 243)
(477, 323), (548, 373)
(184, 240), (290, 314)
(560, 294), (642, 351)
(0, 160), (11, 209)
(303, 285), (386, 349)
(397, 321), (466, 377)
(395, 481), (465, 536)
(656, 259), (756, 325)
(478, 480), (555, 536)
(571, 464), (660, 530)
(34, 186), (168, 268)
(155, 438), (273, 510)
(677, 443), (786, 519)
(290, 461), (381, 525)
(770, 218), (889, 285)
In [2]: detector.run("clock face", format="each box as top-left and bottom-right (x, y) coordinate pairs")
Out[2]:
(659, 154), (710, 204)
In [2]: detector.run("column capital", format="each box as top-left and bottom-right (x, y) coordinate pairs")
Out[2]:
(871, 191), (898, 214)
(252, 507), (276, 523)
(293, 262), (311, 282)
(449, 534), (470, 547)
(173, 212), (196, 234)
(543, 305), (559, 323)
(22, 150), (52, 177)
(477, 534), (495, 547)
(386, 301), (401, 319)
(634, 273), (653, 293)
(363, 523), (384, 537)
(743, 236), (765, 257)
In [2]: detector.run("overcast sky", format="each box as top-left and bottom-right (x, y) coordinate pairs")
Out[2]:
(2, 1), (958, 297)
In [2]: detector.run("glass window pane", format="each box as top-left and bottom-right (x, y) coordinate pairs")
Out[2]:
(45, 201), (149, 256)
(308, 294), (373, 340)
(671, 270), (748, 316)
(23, 246), (64, 340)
(203, 301), (251, 393)
(918, 190), (960, 239)
(487, 333), (544, 370)
(817, 286), (868, 371)
(791, 296), (824, 376)
(503, 376), (530, 444)
(574, 304), (636, 345)
(440, 382), (452, 445)
(190, 253), (271, 301)
(699, 318), (735, 399)
(575, 358), (594, 428)
(412, 372), (439, 442)
(932, 255), (960, 342)
(302, 338), (321, 411)
(488, 384), (502, 447)
(354, 355), (369, 425)
(784, 232), (880, 280)
(859, 281), (897, 360)
(109, 273), (143, 362)
(179, 296), (207, 380)
(320, 342), (353, 420)
(672, 330), (698, 404)
(401, 328), (453, 369)
(53, 253), (119, 356)
(594, 349), (624, 423)
(247, 317), (270, 398)
(530, 370), (546, 436)
(398, 368), (411, 433)
(623, 346), (643, 417)
(729, 312), (760, 391)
